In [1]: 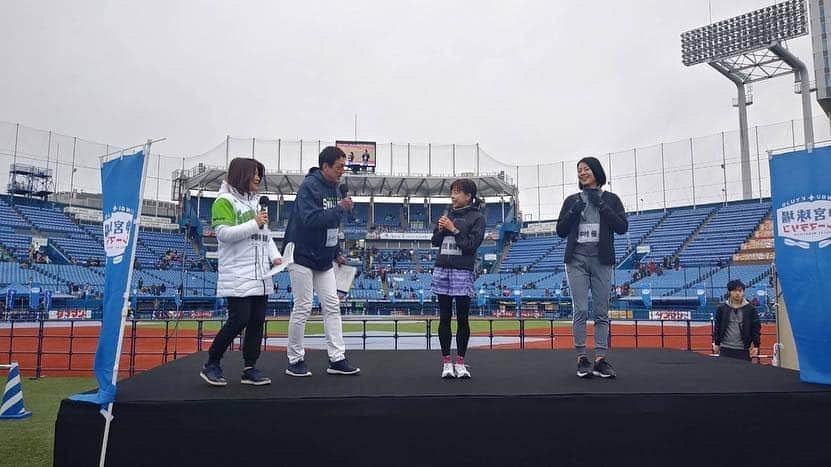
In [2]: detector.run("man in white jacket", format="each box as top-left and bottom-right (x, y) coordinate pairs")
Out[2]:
(200, 158), (282, 387)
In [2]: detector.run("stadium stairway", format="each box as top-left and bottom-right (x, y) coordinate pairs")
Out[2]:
(732, 216), (775, 265)
(616, 211), (669, 269)
(671, 208), (718, 263)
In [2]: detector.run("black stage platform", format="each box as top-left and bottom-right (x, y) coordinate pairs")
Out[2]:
(55, 349), (831, 467)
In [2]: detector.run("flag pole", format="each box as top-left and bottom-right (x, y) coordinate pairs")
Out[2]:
(97, 139), (152, 467)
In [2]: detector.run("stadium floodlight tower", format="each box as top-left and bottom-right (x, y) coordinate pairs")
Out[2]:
(681, 0), (812, 200)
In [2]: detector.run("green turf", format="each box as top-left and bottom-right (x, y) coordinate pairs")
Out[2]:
(0, 376), (95, 467)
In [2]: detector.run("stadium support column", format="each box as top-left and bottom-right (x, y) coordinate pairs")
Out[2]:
(606, 153), (612, 192)
(452, 144), (456, 176)
(46, 131), (52, 196)
(300, 139), (303, 172)
(706, 67), (758, 200)
(69, 137), (77, 209)
(536, 164), (541, 221)
(10, 123), (19, 203)
(633, 148), (639, 214)
(407, 143), (411, 176)
(755, 127), (763, 202)
(735, 81), (753, 199)
(277, 138), (281, 172)
(660, 143), (667, 212)
(428, 143), (432, 176)
(225, 135), (229, 169)
(721, 131), (728, 205)
(770, 43), (815, 151)
(501, 197), (505, 222)
(476, 143), (480, 176)
(689, 138), (696, 208)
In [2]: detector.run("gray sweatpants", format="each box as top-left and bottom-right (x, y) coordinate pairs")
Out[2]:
(565, 253), (613, 358)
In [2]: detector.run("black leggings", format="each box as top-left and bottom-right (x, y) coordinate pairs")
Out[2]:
(208, 295), (267, 367)
(438, 294), (471, 357)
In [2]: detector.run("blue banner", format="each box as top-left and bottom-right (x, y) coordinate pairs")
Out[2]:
(29, 285), (41, 311)
(641, 287), (652, 309)
(477, 289), (487, 307)
(71, 150), (146, 405)
(770, 146), (831, 384)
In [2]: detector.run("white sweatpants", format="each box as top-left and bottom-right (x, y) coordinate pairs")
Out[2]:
(287, 263), (346, 364)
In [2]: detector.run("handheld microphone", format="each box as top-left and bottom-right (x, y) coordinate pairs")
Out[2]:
(338, 184), (354, 222)
(258, 195), (269, 230)
(439, 206), (450, 230)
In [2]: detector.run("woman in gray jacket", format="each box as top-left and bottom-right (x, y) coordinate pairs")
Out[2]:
(200, 158), (282, 387)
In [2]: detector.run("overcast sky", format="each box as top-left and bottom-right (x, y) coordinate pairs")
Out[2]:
(1, 0), (824, 169)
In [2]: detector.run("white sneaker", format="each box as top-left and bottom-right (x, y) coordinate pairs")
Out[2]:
(441, 362), (456, 379)
(454, 363), (471, 379)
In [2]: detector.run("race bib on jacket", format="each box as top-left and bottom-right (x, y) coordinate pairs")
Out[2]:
(441, 236), (462, 255)
(577, 223), (599, 243)
(326, 228), (339, 247)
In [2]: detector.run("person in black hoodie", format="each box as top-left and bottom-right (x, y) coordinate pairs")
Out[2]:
(284, 146), (360, 377)
(431, 179), (486, 379)
(556, 157), (628, 379)
(712, 279), (761, 361)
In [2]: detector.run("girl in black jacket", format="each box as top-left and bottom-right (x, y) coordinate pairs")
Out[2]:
(431, 179), (486, 379)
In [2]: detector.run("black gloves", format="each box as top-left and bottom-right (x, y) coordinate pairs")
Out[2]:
(569, 198), (587, 217)
(586, 189), (603, 207)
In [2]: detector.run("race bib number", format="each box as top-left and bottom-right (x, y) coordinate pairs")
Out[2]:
(441, 236), (462, 255)
(577, 223), (599, 243)
(326, 228), (339, 247)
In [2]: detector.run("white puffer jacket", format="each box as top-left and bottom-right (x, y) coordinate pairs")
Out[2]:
(212, 181), (280, 297)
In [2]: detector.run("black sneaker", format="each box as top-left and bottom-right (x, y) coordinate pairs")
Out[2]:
(285, 360), (312, 377)
(592, 358), (616, 378)
(200, 362), (227, 386)
(576, 356), (593, 378)
(327, 358), (361, 375)
(241, 367), (272, 385)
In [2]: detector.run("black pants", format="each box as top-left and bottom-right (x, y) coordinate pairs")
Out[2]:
(438, 294), (471, 358)
(208, 295), (267, 367)
(720, 347), (751, 361)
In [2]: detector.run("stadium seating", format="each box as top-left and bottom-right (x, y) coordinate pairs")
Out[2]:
(639, 206), (714, 263)
(678, 201), (771, 266)
(0, 195), (776, 307)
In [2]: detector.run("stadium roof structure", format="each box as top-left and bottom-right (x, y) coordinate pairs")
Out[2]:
(176, 166), (517, 198)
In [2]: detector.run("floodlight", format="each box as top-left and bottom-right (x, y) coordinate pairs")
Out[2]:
(680, 0), (813, 201)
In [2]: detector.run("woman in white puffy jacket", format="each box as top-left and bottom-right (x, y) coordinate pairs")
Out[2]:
(199, 158), (282, 387)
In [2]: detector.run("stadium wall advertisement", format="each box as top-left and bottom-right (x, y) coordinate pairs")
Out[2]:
(770, 145), (831, 385)
(49, 309), (93, 320)
(649, 310), (693, 320)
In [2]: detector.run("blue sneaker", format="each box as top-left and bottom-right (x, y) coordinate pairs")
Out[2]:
(200, 362), (227, 386)
(327, 358), (360, 375)
(285, 360), (312, 377)
(241, 367), (272, 386)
